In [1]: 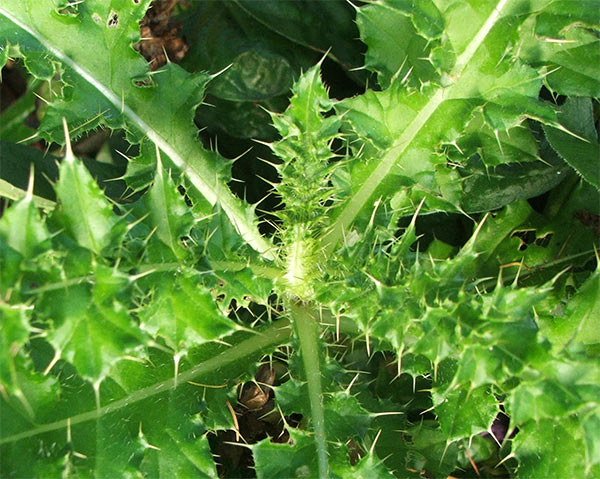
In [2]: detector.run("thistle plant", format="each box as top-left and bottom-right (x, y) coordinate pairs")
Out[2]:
(0, 1), (598, 478)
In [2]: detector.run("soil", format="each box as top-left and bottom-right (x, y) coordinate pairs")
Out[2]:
(135, 0), (188, 70)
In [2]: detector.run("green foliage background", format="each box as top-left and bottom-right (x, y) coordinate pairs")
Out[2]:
(0, 1), (598, 478)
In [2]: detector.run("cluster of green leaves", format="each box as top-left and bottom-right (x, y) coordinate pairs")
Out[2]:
(0, 1), (598, 478)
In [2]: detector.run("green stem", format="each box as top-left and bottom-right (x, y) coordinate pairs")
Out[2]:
(289, 301), (329, 479)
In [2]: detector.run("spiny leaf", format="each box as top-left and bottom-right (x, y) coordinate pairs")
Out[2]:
(144, 150), (194, 259)
(0, 175), (50, 258)
(253, 429), (394, 479)
(0, 321), (292, 476)
(271, 64), (342, 298)
(357, 0), (444, 88)
(324, 0), (594, 250)
(405, 421), (460, 477)
(544, 98), (600, 190)
(54, 122), (124, 255)
(213, 266), (274, 308)
(519, 0), (600, 96)
(506, 359), (600, 425)
(432, 361), (498, 442)
(38, 261), (145, 384)
(563, 270), (600, 346)
(138, 274), (238, 355)
(138, 403), (219, 479)
(512, 417), (595, 479)
(276, 369), (372, 444)
(0, 0), (274, 260)
(272, 62), (341, 226)
(0, 303), (31, 396)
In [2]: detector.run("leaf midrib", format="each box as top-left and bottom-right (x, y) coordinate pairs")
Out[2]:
(0, 5), (275, 261)
(0, 319), (292, 445)
(321, 0), (511, 255)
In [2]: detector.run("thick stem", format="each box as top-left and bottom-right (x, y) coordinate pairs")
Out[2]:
(289, 301), (328, 479)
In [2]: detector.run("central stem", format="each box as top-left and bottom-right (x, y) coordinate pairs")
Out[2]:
(290, 301), (328, 479)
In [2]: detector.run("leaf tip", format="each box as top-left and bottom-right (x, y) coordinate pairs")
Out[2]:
(26, 162), (35, 201)
(61, 117), (75, 163)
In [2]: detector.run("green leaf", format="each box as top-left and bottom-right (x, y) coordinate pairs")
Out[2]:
(453, 319), (547, 390)
(0, 78), (38, 143)
(36, 258), (145, 383)
(276, 380), (372, 445)
(544, 98), (600, 190)
(272, 64), (343, 298)
(512, 417), (593, 479)
(181, 1), (314, 102)
(138, 274), (238, 355)
(506, 359), (600, 425)
(0, 181), (50, 258)
(432, 361), (498, 442)
(233, 0), (364, 74)
(213, 266), (274, 308)
(0, 141), (58, 206)
(0, 303), (31, 395)
(54, 130), (124, 255)
(519, 1), (600, 96)
(181, 0), (314, 140)
(144, 152), (194, 259)
(0, 321), (292, 477)
(356, 0), (444, 88)
(272, 62), (341, 223)
(567, 270), (600, 345)
(544, 269), (600, 348)
(583, 407), (600, 471)
(253, 429), (319, 479)
(253, 429), (394, 479)
(0, 0), (274, 260)
(409, 307), (458, 364)
(406, 421), (459, 477)
(138, 406), (218, 479)
(324, 0), (600, 249)
(459, 155), (570, 213)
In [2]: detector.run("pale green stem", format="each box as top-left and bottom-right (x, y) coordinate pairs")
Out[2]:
(289, 301), (329, 479)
